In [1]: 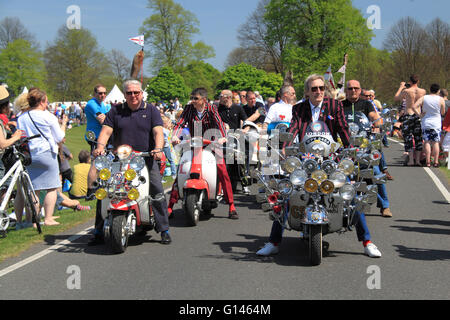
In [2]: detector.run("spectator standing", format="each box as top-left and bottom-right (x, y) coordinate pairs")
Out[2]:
(394, 75), (426, 166)
(17, 87), (68, 226)
(413, 84), (446, 167)
(84, 84), (110, 200)
(243, 91), (265, 124)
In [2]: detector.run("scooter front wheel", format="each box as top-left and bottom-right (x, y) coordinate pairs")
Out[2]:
(107, 214), (129, 254)
(184, 190), (200, 227)
(309, 225), (323, 266)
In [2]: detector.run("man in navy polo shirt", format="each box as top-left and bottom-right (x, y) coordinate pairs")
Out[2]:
(91, 80), (171, 245)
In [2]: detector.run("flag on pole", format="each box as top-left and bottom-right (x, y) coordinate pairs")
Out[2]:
(337, 64), (346, 74)
(324, 65), (336, 90)
(129, 35), (145, 47)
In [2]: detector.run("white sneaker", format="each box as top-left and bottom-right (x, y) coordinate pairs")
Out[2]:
(243, 187), (250, 195)
(256, 242), (279, 256)
(364, 243), (382, 258)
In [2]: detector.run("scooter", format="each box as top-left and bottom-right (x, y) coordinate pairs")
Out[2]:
(87, 132), (160, 254)
(175, 136), (241, 226)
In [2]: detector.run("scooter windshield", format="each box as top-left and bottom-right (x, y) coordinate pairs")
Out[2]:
(345, 111), (371, 136)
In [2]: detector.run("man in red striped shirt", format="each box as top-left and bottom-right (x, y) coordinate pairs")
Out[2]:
(168, 88), (238, 219)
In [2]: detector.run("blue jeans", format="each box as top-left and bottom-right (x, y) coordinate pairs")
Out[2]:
(373, 165), (390, 209)
(163, 146), (176, 177)
(268, 210), (371, 244)
(379, 151), (388, 172)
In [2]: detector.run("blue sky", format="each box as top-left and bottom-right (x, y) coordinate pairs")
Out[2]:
(0, 0), (448, 75)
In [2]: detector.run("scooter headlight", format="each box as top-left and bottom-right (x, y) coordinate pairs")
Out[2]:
(290, 169), (308, 186)
(340, 184), (356, 201)
(329, 170), (347, 188)
(277, 179), (293, 196)
(117, 145), (133, 160)
(338, 159), (355, 176)
(304, 179), (319, 193)
(311, 170), (328, 184)
(99, 168), (111, 181)
(303, 159), (318, 174)
(95, 188), (107, 200)
(128, 188), (140, 201)
(95, 155), (111, 171)
(321, 160), (337, 175)
(125, 169), (137, 181)
(130, 156), (145, 172)
(320, 180), (335, 194)
(282, 157), (302, 174)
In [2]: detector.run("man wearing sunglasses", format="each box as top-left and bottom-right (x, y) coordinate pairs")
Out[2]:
(168, 88), (239, 220)
(85, 84), (111, 202)
(257, 74), (382, 258)
(91, 80), (171, 245)
(342, 80), (393, 218)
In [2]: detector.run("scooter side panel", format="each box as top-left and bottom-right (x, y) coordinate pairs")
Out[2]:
(201, 150), (217, 200)
(177, 151), (192, 199)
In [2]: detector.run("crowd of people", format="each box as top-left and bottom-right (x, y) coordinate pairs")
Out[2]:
(1, 72), (448, 260)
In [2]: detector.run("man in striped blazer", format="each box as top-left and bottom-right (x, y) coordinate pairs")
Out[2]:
(168, 88), (238, 220)
(257, 74), (382, 258)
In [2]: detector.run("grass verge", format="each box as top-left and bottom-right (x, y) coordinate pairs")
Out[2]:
(0, 199), (96, 263)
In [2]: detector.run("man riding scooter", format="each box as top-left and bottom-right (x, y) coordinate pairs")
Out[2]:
(168, 88), (239, 220)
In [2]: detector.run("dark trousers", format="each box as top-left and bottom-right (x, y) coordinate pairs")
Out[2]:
(94, 159), (169, 235)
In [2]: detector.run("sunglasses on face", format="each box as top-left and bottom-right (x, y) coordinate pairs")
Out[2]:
(190, 96), (202, 101)
(126, 91), (141, 96)
(311, 86), (325, 93)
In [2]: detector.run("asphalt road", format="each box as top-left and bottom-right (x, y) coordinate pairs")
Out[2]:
(0, 139), (449, 300)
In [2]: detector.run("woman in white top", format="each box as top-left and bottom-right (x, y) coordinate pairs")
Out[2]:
(414, 84), (446, 167)
(17, 88), (68, 226)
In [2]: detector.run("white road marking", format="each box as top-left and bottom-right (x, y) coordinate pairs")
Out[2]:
(0, 228), (92, 279)
(0, 187), (173, 278)
(388, 138), (450, 203)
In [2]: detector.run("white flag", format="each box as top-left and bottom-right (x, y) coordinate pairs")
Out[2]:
(129, 35), (145, 47)
(337, 65), (346, 74)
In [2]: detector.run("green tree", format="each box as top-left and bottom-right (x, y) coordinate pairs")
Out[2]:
(216, 63), (283, 99)
(146, 66), (189, 103)
(180, 61), (221, 100)
(44, 26), (112, 101)
(265, 0), (373, 89)
(0, 39), (46, 96)
(140, 0), (215, 72)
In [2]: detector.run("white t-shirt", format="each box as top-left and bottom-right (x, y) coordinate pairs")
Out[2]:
(17, 109), (65, 156)
(264, 100), (293, 124)
(422, 95), (443, 130)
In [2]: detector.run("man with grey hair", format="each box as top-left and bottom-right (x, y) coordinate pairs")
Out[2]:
(91, 79), (172, 245)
